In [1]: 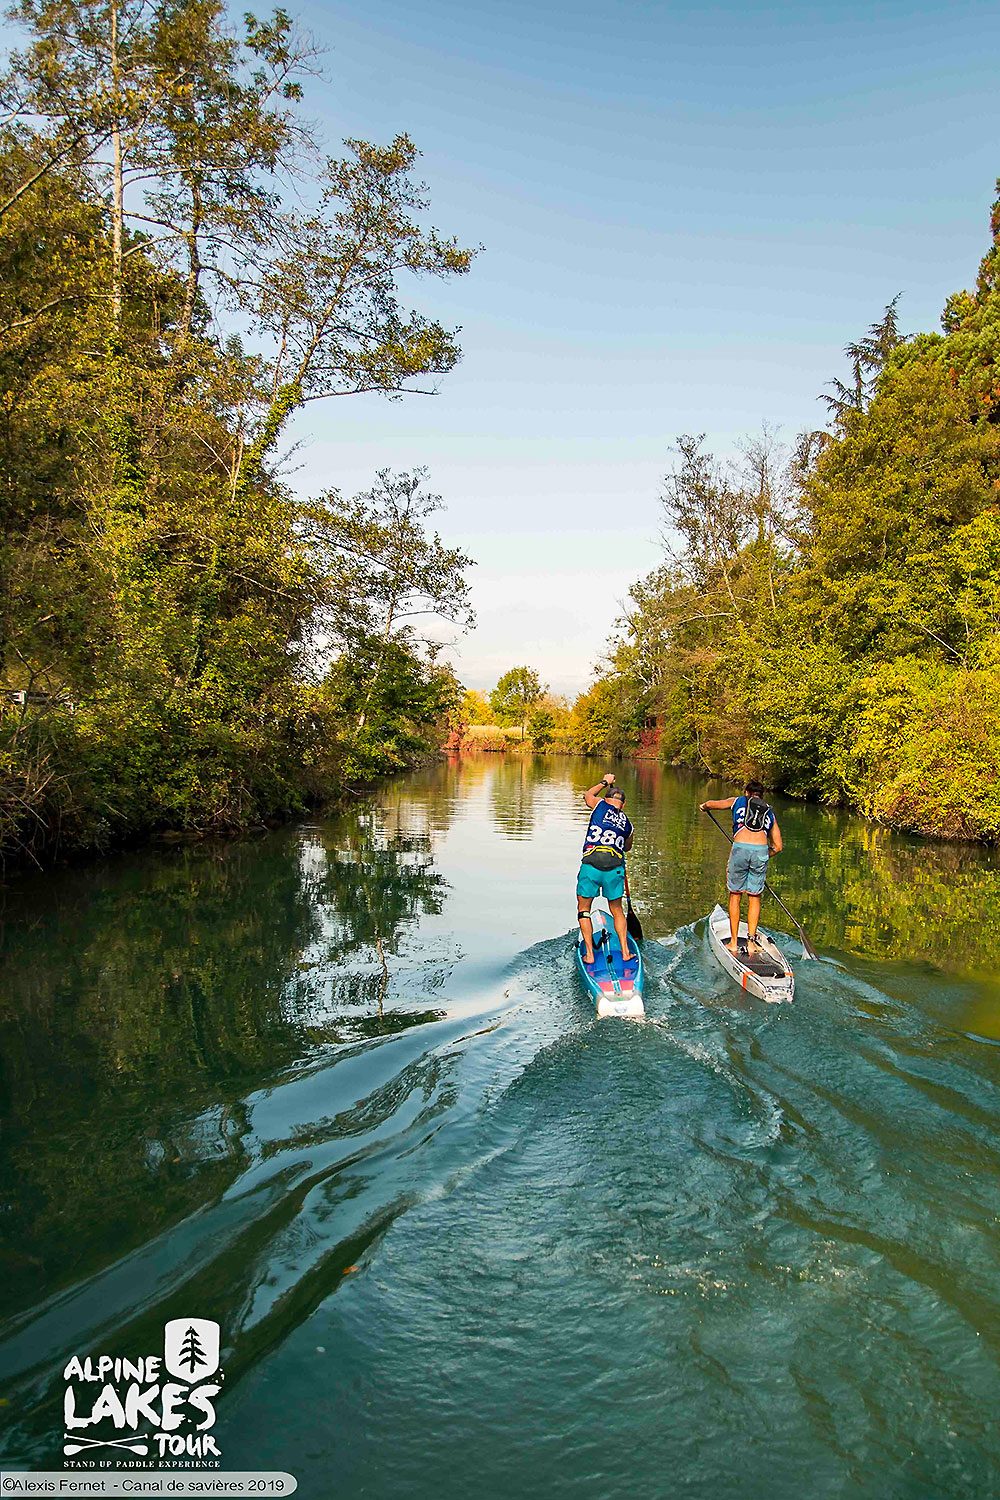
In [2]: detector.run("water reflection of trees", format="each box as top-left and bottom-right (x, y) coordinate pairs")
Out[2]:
(488, 755), (556, 840)
(792, 821), (1000, 970)
(0, 803), (452, 1320)
(627, 767), (1000, 972)
(5, 758), (999, 1328)
(299, 805), (451, 1020)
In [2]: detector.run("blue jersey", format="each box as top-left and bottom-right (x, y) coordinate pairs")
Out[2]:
(732, 795), (774, 836)
(583, 800), (633, 859)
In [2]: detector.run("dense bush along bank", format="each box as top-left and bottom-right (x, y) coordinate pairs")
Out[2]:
(0, 0), (475, 867)
(573, 182), (1000, 842)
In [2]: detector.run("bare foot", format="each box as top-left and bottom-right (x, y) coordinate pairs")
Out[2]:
(583, 950), (595, 965)
(622, 949), (634, 963)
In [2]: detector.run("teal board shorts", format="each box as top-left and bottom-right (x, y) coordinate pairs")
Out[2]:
(576, 859), (626, 902)
(727, 842), (769, 895)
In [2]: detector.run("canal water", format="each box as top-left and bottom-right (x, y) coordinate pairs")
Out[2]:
(3, 757), (1000, 1497)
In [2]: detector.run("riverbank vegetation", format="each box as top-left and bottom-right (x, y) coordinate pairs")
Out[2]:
(576, 181), (1000, 841)
(0, 0), (476, 866)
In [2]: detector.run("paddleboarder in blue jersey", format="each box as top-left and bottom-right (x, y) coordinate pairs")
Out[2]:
(700, 781), (783, 955)
(578, 774), (635, 965)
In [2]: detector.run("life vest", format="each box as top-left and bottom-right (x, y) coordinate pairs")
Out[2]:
(582, 799), (632, 864)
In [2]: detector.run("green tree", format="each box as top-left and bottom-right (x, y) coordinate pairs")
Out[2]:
(578, 176), (1000, 839)
(799, 350), (1000, 662)
(0, 0), (481, 864)
(1, 0), (314, 325)
(489, 666), (543, 740)
(1, 0), (157, 323)
(233, 136), (477, 497)
(820, 296), (906, 418)
(320, 643), (461, 782)
(527, 707), (554, 750)
(139, 0), (316, 345)
(305, 468), (474, 734)
(937, 175), (1000, 423)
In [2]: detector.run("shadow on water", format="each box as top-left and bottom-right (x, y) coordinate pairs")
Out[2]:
(0, 802), (456, 1323)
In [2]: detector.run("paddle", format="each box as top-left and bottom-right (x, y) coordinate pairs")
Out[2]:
(702, 808), (818, 961)
(623, 868), (644, 945)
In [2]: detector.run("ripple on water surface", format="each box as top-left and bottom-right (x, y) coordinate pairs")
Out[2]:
(2, 759), (1000, 1498)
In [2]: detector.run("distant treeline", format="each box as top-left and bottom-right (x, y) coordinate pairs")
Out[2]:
(0, 0), (477, 866)
(455, 668), (622, 753)
(571, 183), (1000, 841)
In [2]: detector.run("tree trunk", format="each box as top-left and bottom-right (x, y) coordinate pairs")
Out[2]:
(356, 597), (399, 733)
(233, 380), (303, 502)
(179, 181), (203, 344)
(355, 501), (410, 733)
(110, 0), (123, 328)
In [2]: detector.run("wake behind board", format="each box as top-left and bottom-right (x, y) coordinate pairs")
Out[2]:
(575, 905), (644, 1018)
(707, 904), (794, 1003)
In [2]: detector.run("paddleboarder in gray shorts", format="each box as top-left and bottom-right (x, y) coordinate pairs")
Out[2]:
(700, 781), (783, 954)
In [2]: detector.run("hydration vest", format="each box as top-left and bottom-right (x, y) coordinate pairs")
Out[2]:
(732, 794), (774, 836)
(744, 796), (771, 832)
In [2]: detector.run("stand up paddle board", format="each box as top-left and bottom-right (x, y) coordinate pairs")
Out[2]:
(707, 904), (794, 1003)
(575, 903), (644, 1018)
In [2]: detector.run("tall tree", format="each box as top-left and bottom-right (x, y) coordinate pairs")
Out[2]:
(661, 434), (749, 601)
(820, 296), (906, 419)
(139, 1), (316, 345)
(233, 135), (477, 496)
(937, 176), (1000, 423)
(2, 0), (164, 321)
(306, 468), (474, 731)
(0, 0), (481, 860)
(490, 666), (543, 740)
(1, 0), (314, 326)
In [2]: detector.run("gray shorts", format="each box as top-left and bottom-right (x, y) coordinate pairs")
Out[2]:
(727, 842), (769, 895)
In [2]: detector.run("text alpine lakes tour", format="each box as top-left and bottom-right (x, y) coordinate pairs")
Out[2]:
(63, 1353), (222, 1460)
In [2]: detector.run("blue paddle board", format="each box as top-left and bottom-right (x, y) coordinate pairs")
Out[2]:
(575, 907), (644, 1018)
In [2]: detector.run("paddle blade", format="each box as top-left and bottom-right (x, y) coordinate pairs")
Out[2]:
(626, 904), (644, 944)
(799, 931), (819, 961)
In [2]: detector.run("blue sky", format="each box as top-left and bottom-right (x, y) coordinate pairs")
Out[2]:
(283, 0), (999, 693)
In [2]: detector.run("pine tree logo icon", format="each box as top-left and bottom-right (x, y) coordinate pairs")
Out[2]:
(164, 1318), (221, 1381)
(179, 1325), (207, 1374)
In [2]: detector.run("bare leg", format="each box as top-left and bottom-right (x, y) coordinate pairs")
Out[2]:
(746, 894), (762, 952)
(608, 898), (633, 962)
(577, 897), (595, 963)
(727, 889), (742, 951)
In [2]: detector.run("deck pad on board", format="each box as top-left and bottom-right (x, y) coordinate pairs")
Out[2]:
(707, 905), (794, 1003)
(575, 914), (645, 1016)
(731, 946), (785, 978)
